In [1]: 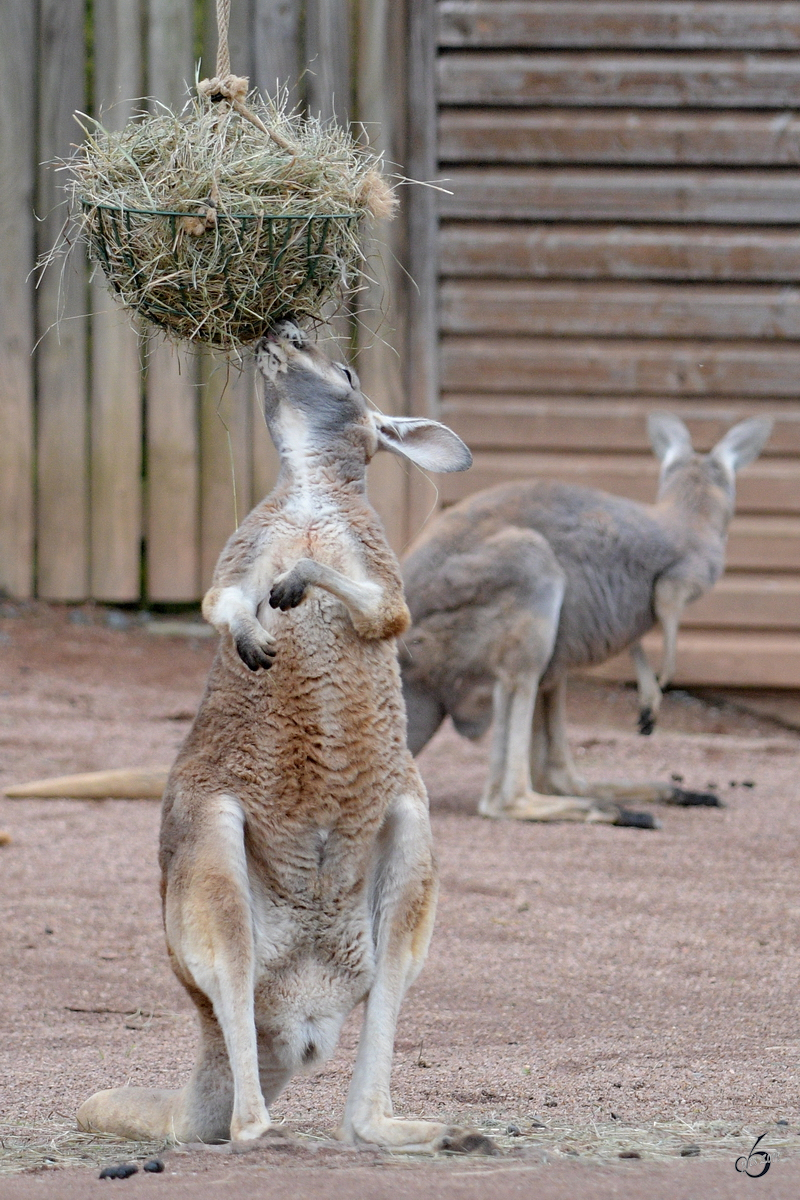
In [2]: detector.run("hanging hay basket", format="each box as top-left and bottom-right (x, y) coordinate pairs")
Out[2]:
(68, 86), (395, 351)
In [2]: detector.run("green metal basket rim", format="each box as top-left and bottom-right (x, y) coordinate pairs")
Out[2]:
(82, 200), (355, 220)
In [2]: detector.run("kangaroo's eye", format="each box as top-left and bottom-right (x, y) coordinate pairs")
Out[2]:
(340, 365), (354, 387)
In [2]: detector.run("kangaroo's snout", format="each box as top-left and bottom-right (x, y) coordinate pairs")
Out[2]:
(263, 320), (308, 349)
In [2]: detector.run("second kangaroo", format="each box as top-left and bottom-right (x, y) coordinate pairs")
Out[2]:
(400, 414), (772, 827)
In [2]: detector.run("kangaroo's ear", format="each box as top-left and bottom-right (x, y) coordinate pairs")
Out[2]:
(372, 416), (473, 473)
(709, 417), (773, 474)
(647, 413), (694, 468)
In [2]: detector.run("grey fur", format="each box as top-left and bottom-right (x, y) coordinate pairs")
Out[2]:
(400, 416), (773, 825)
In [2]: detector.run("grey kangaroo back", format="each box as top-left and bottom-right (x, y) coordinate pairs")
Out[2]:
(400, 415), (772, 826)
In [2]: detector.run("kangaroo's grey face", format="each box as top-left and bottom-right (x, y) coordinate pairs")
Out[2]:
(255, 323), (376, 462)
(255, 323), (473, 477)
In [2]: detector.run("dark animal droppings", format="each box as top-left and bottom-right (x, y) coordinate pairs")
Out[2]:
(98, 1162), (139, 1179)
(619, 1150), (641, 1159)
(680, 1144), (701, 1157)
(143, 1159), (165, 1172)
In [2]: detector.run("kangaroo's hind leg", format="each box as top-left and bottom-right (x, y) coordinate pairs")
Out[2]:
(540, 681), (718, 813)
(341, 786), (492, 1153)
(537, 681), (659, 828)
(78, 792), (272, 1143)
(340, 788), (444, 1150)
(473, 540), (603, 822)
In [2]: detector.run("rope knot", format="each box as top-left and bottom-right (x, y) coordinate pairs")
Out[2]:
(198, 73), (250, 107)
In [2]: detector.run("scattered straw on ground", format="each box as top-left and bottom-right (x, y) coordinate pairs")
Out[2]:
(474, 1115), (800, 1165)
(55, 92), (396, 350)
(0, 1121), (168, 1177)
(3, 1116), (797, 1177)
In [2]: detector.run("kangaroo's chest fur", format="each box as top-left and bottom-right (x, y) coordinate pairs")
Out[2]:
(163, 502), (413, 903)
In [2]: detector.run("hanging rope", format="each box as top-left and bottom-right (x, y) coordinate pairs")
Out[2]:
(197, 0), (296, 153)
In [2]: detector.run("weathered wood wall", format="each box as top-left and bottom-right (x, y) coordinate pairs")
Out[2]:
(0, 0), (417, 603)
(434, 0), (800, 687)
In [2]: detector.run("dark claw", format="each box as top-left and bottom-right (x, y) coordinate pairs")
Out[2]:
(235, 638), (276, 672)
(269, 577), (307, 610)
(440, 1132), (499, 1156)
(615, 809), (661, 830)
(668, 786), (724, 808)
(637, 707), (655, 736)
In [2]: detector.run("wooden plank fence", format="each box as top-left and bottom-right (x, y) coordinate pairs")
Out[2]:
(0, 0), (421, 603)
(434, 0), (800, 687)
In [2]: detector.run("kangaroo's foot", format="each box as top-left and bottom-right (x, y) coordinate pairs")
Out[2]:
(586, 780), (723, 808)
(339, 1114), (497, 1154)
(638, 706), (656, 736)
(480, 790), (611, 823)
(663, 785), (723, 808)
(614, 808), (661, 830)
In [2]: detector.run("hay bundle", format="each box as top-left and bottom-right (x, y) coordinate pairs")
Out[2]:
(66, 3), (396, 350)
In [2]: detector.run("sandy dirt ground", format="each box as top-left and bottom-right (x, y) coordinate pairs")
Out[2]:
(2, 601), (800, 1198)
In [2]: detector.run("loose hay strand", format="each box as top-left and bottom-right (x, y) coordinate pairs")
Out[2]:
(56, 90), (398, 350)
(0, 1121), (170, 1177)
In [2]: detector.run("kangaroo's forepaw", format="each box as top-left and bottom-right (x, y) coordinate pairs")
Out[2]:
(269, 571), (307, 611)
(638, 707), (655, 736)
(235, 629), (277, 671)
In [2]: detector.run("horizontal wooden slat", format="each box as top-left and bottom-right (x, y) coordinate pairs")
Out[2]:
(441, 281), (800, 339)
(439, 110), (800, 166)
(438, 3), (800, 51)
(438, 53), (800, 109)
(441, 337), (800, 397)
(682, 575), (800, 630)
(434, 452), (800, 515)
(440, 168), (800, 224)
(727, 517), (800, 570)
(441, 398), (800, 455)
(439, 224), (800, 283)
(589, 629), (800, 687)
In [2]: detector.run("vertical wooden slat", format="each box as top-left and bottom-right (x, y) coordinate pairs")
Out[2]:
(35, 0), (89, 599)
(146, 0), (199, 601)
(306, 0), (352, 121)
(405, 0), (441, 540)
(146, 343), (201, 599)
(91, 0), (144, 601)
(0, 0), (36, 598)
(252, 0), (302, 107)
(199, 355), (253, 589)
(356, 0), (410, 552)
